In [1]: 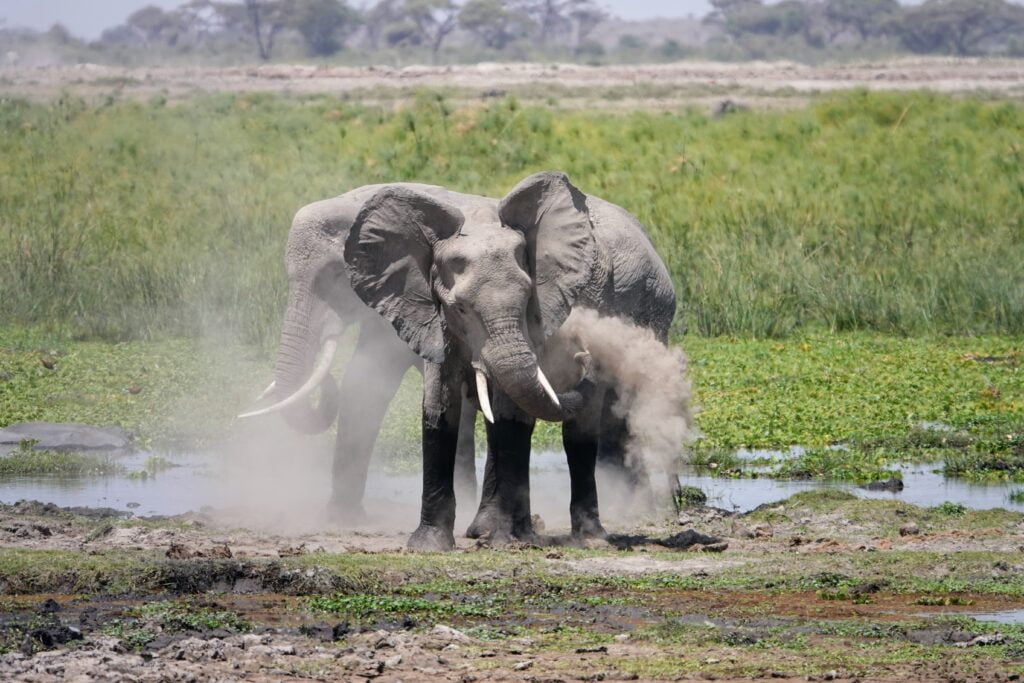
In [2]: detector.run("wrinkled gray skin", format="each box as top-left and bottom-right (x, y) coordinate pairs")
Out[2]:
(256, 187), (479, 519)
(344, 172), (675, 551)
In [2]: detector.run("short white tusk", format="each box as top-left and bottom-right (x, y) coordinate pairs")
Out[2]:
(255, 380), (276, 402)
(537, 367), (561, 409)
(238, 339), (338, 419)
(475, 368), (495, 424)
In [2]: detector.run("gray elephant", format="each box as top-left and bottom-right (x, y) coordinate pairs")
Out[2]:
(239, 188), (479, 518)
(344, 171), (676, 550)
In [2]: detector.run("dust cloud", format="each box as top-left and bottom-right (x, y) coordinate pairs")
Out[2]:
(194, 306), (692, 537)
(552, 308), (695, 506)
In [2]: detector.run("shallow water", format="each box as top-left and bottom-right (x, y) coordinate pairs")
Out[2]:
(0, 449), (1022, 522)
(967, 608), (1024, 625)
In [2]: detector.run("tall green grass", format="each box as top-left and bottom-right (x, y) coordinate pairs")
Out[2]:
(1, 90), (1021, 344)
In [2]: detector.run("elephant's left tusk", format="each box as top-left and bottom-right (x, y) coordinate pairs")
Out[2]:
(537, 367), (561, 409)
(475, 368), (495, 424)
(255, 380), (276, 402)
(238, 339), (338, 419)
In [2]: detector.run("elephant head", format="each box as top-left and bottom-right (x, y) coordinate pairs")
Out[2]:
(344, 172), (598, 422)
(240, 198), (371, 433)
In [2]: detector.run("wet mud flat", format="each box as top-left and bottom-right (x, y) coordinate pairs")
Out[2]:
(1, 491), (1024, 681)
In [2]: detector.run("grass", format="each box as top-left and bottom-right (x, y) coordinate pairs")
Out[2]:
(1, 90), (1022, 345)
(0, 441), (125, 476)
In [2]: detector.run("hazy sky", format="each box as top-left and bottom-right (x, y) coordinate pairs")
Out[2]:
(2, 1), (714, 39)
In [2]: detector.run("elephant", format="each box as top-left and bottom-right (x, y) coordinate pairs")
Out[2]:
(238, 187), (480, 519)
(343, 171), (676, 551)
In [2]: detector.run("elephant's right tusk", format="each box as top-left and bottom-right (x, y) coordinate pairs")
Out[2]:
(238, 339), (338, 419)
(475, 368), (495, 424)
(255, 380), (276, 402)
(536, 367), (561, 409)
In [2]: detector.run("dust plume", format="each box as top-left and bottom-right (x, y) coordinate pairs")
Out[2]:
(551, 307), (695, 496)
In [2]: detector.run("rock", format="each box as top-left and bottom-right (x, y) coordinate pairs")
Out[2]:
(531, 514), (545, 532)
(429, 624), (471, 644)
(513, 660), (533, 671)
(899, 522), (920, 536)
(0, 422), (133, 452)
(205, 543), (233, 559)
(166, 543), (198, 559)
(861, 477), (904, 492)
(954, 633), (1005, 647)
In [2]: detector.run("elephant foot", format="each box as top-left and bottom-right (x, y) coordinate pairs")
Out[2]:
(407, 524), (456, 552)
(571, 511), (608, 540)
(466, 505), (536, 544)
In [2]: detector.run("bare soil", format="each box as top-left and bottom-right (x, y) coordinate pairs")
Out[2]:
(2, 58), (1023, 109)
(1, 495), (1023, 681)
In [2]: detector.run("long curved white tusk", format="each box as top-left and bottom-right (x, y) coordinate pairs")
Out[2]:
(475, 368), (495, 424)
(536, 367), (561, 409)
(238, 339), (338, 419)
(255, 380), (276, 402)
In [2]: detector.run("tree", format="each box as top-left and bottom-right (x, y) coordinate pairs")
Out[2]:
(895, 0), (1024, 55)
(402, 0), (459, 62)
(523, 0), (604, 48)
(459, 0), (533, 50)
(823, 0), (899, 41)
(292, 0), (360, 56)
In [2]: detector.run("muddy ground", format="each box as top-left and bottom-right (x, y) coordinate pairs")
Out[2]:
(1, 491), (1023, 681)
(2, 58), (1023, 109)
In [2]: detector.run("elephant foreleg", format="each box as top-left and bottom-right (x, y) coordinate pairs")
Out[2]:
(408, 361), (461, 551)
(328, 327), (415, 523)
(466, 395), (536, 543)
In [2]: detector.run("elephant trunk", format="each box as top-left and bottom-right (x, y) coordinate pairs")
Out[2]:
(481, 328), (568, 423)
(268, 286), (340, 434)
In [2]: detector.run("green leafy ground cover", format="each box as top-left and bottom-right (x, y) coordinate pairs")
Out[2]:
(1, 328), (1020, 480)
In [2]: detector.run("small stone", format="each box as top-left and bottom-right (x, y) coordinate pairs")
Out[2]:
(429, 624), (471, 644)
(899, 523), (920, 536)
(703, 657), (720, 665)
(677, 514), (694, 526)
(613, 633), (630, 643)
(513, 660), (533, 671)
(384, 654), (402, 667)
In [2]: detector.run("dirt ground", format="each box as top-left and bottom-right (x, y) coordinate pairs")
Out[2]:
(2, 58), (1023, 109)
(1, 493), (1022, 682)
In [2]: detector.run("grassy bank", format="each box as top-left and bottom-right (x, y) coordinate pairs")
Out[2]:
(1, 91), (1021, 345)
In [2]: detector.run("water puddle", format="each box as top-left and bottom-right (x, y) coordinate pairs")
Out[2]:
(680, 461), (1024, 514)
(0, 448), (1022, 522)
(967, 608), (1024, 625)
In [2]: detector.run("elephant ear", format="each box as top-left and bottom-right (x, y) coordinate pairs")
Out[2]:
(344, 187), (464, 363)
(498, 171), (597, 340)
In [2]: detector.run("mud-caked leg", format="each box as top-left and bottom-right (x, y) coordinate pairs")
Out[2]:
(408, 361), (461, 551)
(563, 421), (608, 540)
(466, 394), (536, 542)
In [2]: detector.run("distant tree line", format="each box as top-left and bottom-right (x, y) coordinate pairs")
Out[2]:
(705, 0), (1024, 57)
(4, 0), (1024, 66)
(95, 0), (608, 62)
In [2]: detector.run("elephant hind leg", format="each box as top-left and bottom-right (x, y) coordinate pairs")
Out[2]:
(453, 397), (478, 506)
(597, 388), (650, 491)
(328, 322), (415, 523)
